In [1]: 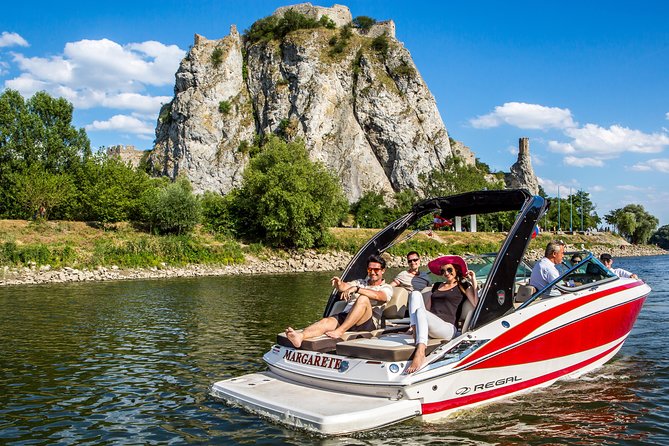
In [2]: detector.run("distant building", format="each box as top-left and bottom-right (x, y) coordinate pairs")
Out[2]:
(106, 145), (146, 169)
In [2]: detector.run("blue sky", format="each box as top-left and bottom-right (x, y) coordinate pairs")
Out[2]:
(2, 1), (668, 226)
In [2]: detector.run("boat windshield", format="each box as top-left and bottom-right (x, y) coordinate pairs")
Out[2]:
(556, 255), (617, 290)
(466, 254), (532, 287)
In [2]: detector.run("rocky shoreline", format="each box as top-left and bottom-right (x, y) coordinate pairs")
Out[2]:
(1, 243), (666, 287)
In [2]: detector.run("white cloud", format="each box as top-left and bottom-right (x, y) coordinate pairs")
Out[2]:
(564, 124), (669, 155)
(546, 123), (669, 167)
(85, 114), (155, 136)
(0, 32), (29, 48)
(666, 112), (669, 120)
(547, 141), (575, 154)
(470, 102), (576, 130)
(563, 156), (605, 167)
(630, 158), (669, 173)
(4, 38), (184, 115)
(537, 177), (579, 196)
(590, 185), (605, 193)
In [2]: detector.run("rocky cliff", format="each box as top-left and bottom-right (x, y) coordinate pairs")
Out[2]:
(148, 3), (473, 201)
(505, 137), (540, 195)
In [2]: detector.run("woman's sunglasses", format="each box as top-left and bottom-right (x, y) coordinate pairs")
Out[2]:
(440, 266), (455, 275)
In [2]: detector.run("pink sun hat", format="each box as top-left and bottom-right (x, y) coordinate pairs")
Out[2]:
(427, 255), (468, 276)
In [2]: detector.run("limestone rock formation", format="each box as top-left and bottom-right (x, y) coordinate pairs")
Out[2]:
(148, 3), (455, 201)
(505, 137), (540, 195)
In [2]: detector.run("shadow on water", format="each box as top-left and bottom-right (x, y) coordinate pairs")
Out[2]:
(1, 256), (668, 444)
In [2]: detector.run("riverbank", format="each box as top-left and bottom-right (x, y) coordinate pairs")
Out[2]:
(1, 237), (665, 287)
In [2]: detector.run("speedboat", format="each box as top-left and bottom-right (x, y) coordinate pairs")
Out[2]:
(211, 189), (651, 435)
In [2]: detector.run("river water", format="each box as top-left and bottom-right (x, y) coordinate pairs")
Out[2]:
(1, 255), (667, 445)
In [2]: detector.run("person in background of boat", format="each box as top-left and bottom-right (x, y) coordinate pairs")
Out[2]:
(390, 251), (431, 292)
(529, 240), (566, 292)
(284, 254), (393, 348)
(406, 255), (478, 374)
(570, 253), (582, 265)
(600, 253), (638, 279)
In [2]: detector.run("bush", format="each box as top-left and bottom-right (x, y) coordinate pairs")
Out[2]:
(200, 191), (237, 235)
(352, 16), (376, 32)
(245, 10), (330, 44)
(218, 100), (231, 114)
(232, 136), (347, 248)
(138, 177), (201, 235)
(371, 34), (389, 57)
(211, 47), (223, 67)
(350, 191), (390, 228)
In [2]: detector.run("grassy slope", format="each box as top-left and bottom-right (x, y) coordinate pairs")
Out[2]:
(0, 220), (642, 269)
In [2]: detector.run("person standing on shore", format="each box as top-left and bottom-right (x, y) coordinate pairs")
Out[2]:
(390, 251), (431, 292)
(599, 253), (638, 279)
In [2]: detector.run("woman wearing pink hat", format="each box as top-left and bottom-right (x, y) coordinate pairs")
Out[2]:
(406, 255), (478, 373)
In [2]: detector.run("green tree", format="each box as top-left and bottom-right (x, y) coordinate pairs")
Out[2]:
(650, 224), (669, 249)
(233, 136), (347, 248)
(351, 191), (389, 228)
(0, 89), (90, 217)
(75, 154), (154, 223)
(352, 16), (376, 32)
(420, 156), (504, 198)
(200, 190), (237, 235)
(9, 165), (76, 219)
(605, 204), (659, 244)
(139, 177), (201, 235)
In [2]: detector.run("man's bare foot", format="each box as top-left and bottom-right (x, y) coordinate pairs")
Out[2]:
(285, 327), (304, 348)
(325, 328), (345, 339)
(406, 343), (427, 373)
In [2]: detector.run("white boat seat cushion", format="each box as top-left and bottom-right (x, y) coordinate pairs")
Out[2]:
(336, 333), (445, 362)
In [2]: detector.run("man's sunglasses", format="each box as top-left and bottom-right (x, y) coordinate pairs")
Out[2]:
(367, 267), (382, 273)
(407, 258), (420, 263)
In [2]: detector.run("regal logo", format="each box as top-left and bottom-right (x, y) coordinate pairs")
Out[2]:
(283, 350), (343, 371)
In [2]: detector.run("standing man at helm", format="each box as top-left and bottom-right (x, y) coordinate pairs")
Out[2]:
(530, 240), (566, 292)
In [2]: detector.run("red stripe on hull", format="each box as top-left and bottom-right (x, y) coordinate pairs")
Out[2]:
(467, 297), (645, 369)
(422, 341), (622, 415)
(458, 281), (645, 367)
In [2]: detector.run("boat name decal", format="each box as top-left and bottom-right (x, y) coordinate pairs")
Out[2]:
(283, 350), (343, 370)
(456, 375), (522, 395)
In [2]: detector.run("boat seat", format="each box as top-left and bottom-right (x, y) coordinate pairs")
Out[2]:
(380, 287), (409, 326)
(276, 330), (373, 352)
(515, 284), (536, 302)
(336, 333), (445, 362)
(276, 287), (414, 353)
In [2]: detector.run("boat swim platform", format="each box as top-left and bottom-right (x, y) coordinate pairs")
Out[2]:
(211, 371), (421, 435)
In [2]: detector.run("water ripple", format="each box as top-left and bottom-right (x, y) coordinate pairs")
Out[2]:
(1, 261), (668, 444)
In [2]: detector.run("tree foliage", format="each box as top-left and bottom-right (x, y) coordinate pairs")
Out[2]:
(650, 225), (669, 249)
(138, 177), (201, 235)
(75, 154), (154, 223)
(350, 191), (388, 228)
(200, 190), (237, 236)
(9, 165), (76, 219)
(352, 16), (376, 32)
(232, 137), (347, 248)
(605, 204), (658, 244)
(420, 156), (504, 198)
(0, 89), (90, 218)
(542, 190), (600, 232)
(244, 10), (335, 44)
